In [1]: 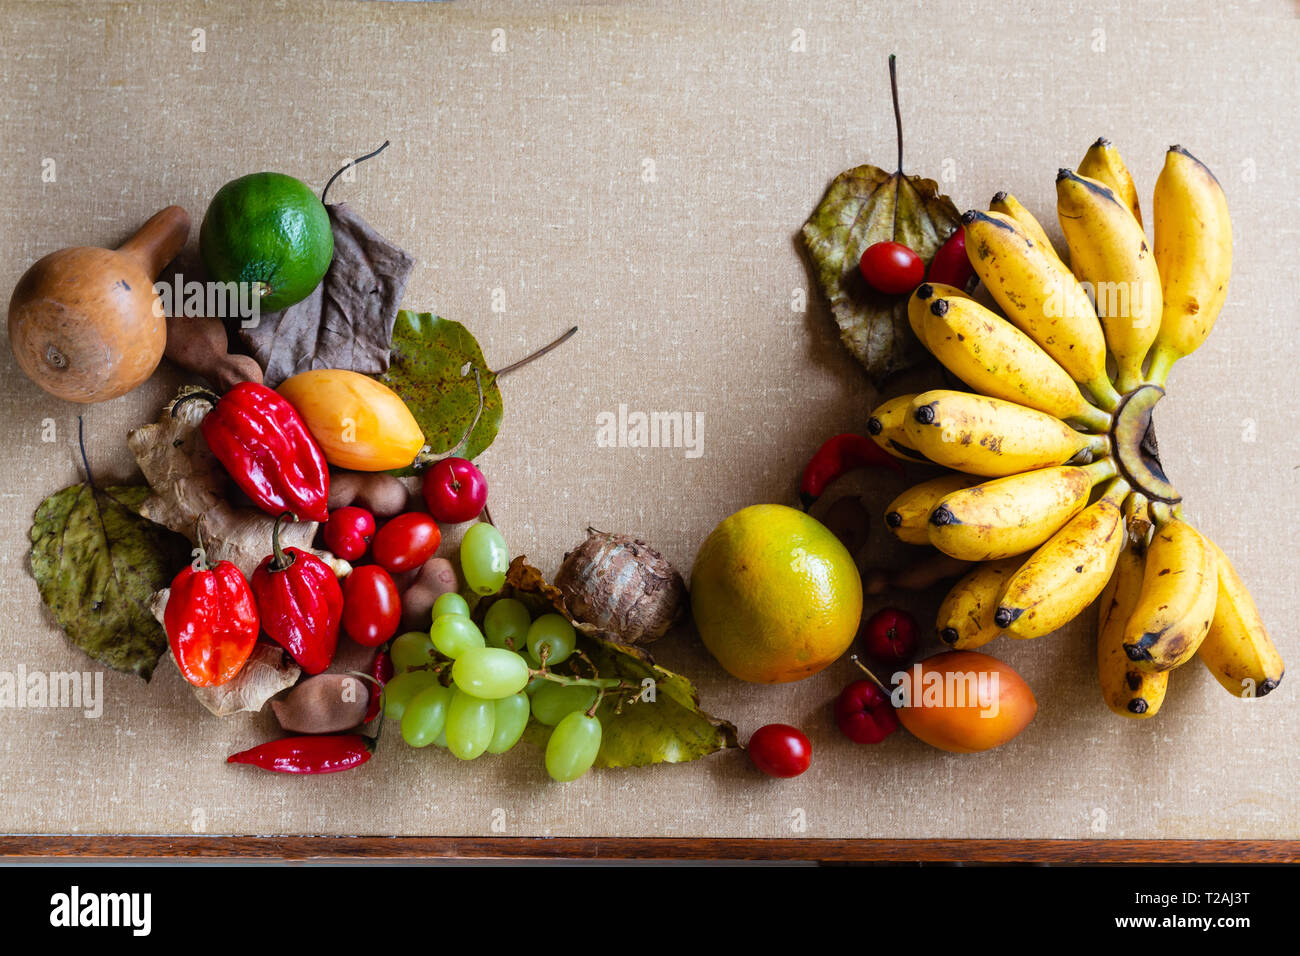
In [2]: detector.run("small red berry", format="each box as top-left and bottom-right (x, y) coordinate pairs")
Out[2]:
(926, 227), (975, 289)
(322, 506), (375, 562)
(859, 241), (924, 295)
(422, 457), (488, 524)
(748, 724), (812, 778)
(862, 607), (918, 665)
(835, 680), (899, 744)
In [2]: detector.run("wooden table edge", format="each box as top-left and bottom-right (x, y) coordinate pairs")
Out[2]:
(0, 837), (1294, 863)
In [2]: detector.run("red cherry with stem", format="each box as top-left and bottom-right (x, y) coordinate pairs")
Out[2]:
(859, 241), (925, 295)
(926, 227), (975, 289)
(862, 607), (918, 665)
(748, 724), (812, 778)
(835, 679), (899, 744)
(322, 506), (375, 562)
(422, 457), (488, 524)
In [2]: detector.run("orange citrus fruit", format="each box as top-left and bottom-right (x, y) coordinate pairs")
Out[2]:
(691, 504), (862, 683)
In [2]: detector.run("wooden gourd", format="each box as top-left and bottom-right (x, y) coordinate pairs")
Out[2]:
(8, 205), (190, 403)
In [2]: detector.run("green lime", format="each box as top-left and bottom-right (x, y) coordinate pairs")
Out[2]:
(199, 172), (333, 313)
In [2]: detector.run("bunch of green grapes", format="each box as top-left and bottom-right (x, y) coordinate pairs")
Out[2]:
(381, 524), (603, 783)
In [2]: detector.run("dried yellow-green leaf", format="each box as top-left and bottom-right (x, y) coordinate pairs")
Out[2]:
(30, 483), (190, 681)
(802, 165), (961, 384)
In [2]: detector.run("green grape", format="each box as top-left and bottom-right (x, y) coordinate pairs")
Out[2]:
(445, 689), (496, 760)
(526, 614), (576, 666)
(400, 685), (451, 748)
(432, 592), (471, 619)
(545, 712), (603, 782)
(433, 727), (448, 748)
(382, 670), (440, 722)
(452, 647), (531, 700)
(484, 598), (531, 651)
(390, 631), (435, 672)
(460, 522), (509, 595)
(487, 693), (531, 754)
(530, 681), (598, 726)
(430, 613), (486, 659)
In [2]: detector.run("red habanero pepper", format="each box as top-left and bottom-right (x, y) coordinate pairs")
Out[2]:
(175, 383), (329, 523)
(164, 540), (260, 687)
(364, 649), (394, 724)
(799, 433), (905, 510)
(227, 734), (375, 774)
(252, 513), (344, 675)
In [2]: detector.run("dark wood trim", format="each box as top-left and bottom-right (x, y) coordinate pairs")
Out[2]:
(0, 836), (1294, 863)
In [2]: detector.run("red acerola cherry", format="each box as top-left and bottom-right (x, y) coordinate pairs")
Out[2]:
(862, 607), (918, 665)
(835, 680), (899, 744)
(422, 457), (488, 524)
(859, 241), (924, 295)
(748, 724), (812, 778)
(322, 506), (375, 562)
(926, 227), (975, 289)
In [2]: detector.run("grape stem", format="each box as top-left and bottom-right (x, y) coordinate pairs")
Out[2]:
(533, 671), (638, 695)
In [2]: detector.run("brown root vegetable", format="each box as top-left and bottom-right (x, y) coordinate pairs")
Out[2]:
(400, 557), (460, 632)
(164, 314), (263, 392)
(820, 495), (870, 556)
(328, 468), (409, 517)
(554, 530), (686, 644)
(271, 673), (369, 734)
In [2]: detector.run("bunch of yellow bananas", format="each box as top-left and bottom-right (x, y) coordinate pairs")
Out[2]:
(868, 139), (1283, 717)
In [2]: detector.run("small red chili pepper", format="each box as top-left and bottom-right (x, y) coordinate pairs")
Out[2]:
(363, 649), (394, 723)
(164, 535), (260, 687)
(799, 433), (905, 510)
(925, 226), (976, 290)
(175, 383), (329, 523)
(227, 734), (375, 774)
(252, 513), (344, 675)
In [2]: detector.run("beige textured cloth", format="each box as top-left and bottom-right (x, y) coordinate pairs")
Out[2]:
(0, 0), (1295, 839)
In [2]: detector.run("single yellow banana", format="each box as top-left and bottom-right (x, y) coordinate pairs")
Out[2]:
(989, 191), (1068, 268)
(937, 556), (1025, 650)
(866, 393), (930, 464)
(1121, 518), (1218, 672)
(884, 472), (980, 545)
(1078, 137), (1142, 228)
(907, 282), (970, 351)
(1056, 170), (1163, 392)
(928, 458), (1116, 561)
(995, 478), (1129, 639)
(1097, 540), (1169, 718)
(962, 209), (1119, 409)
(1198, 538), (1284, 698)
(919, 293), (1111, 431)
(1147, 146), (1232, 385)
(904, 389), (1106, 478)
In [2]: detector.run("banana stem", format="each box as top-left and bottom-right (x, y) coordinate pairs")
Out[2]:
(1115, 367), (1142, 395)
(1085, 375), (1122, 412)
(1083, 456), (1118, 484)
(1123, 491), (1153, 545)
(1144, 346), (1177, 388)
(1100, 477), (1131, 506)
(1149, 500), (1176, 527)
(1072, 403), (1113, 433)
